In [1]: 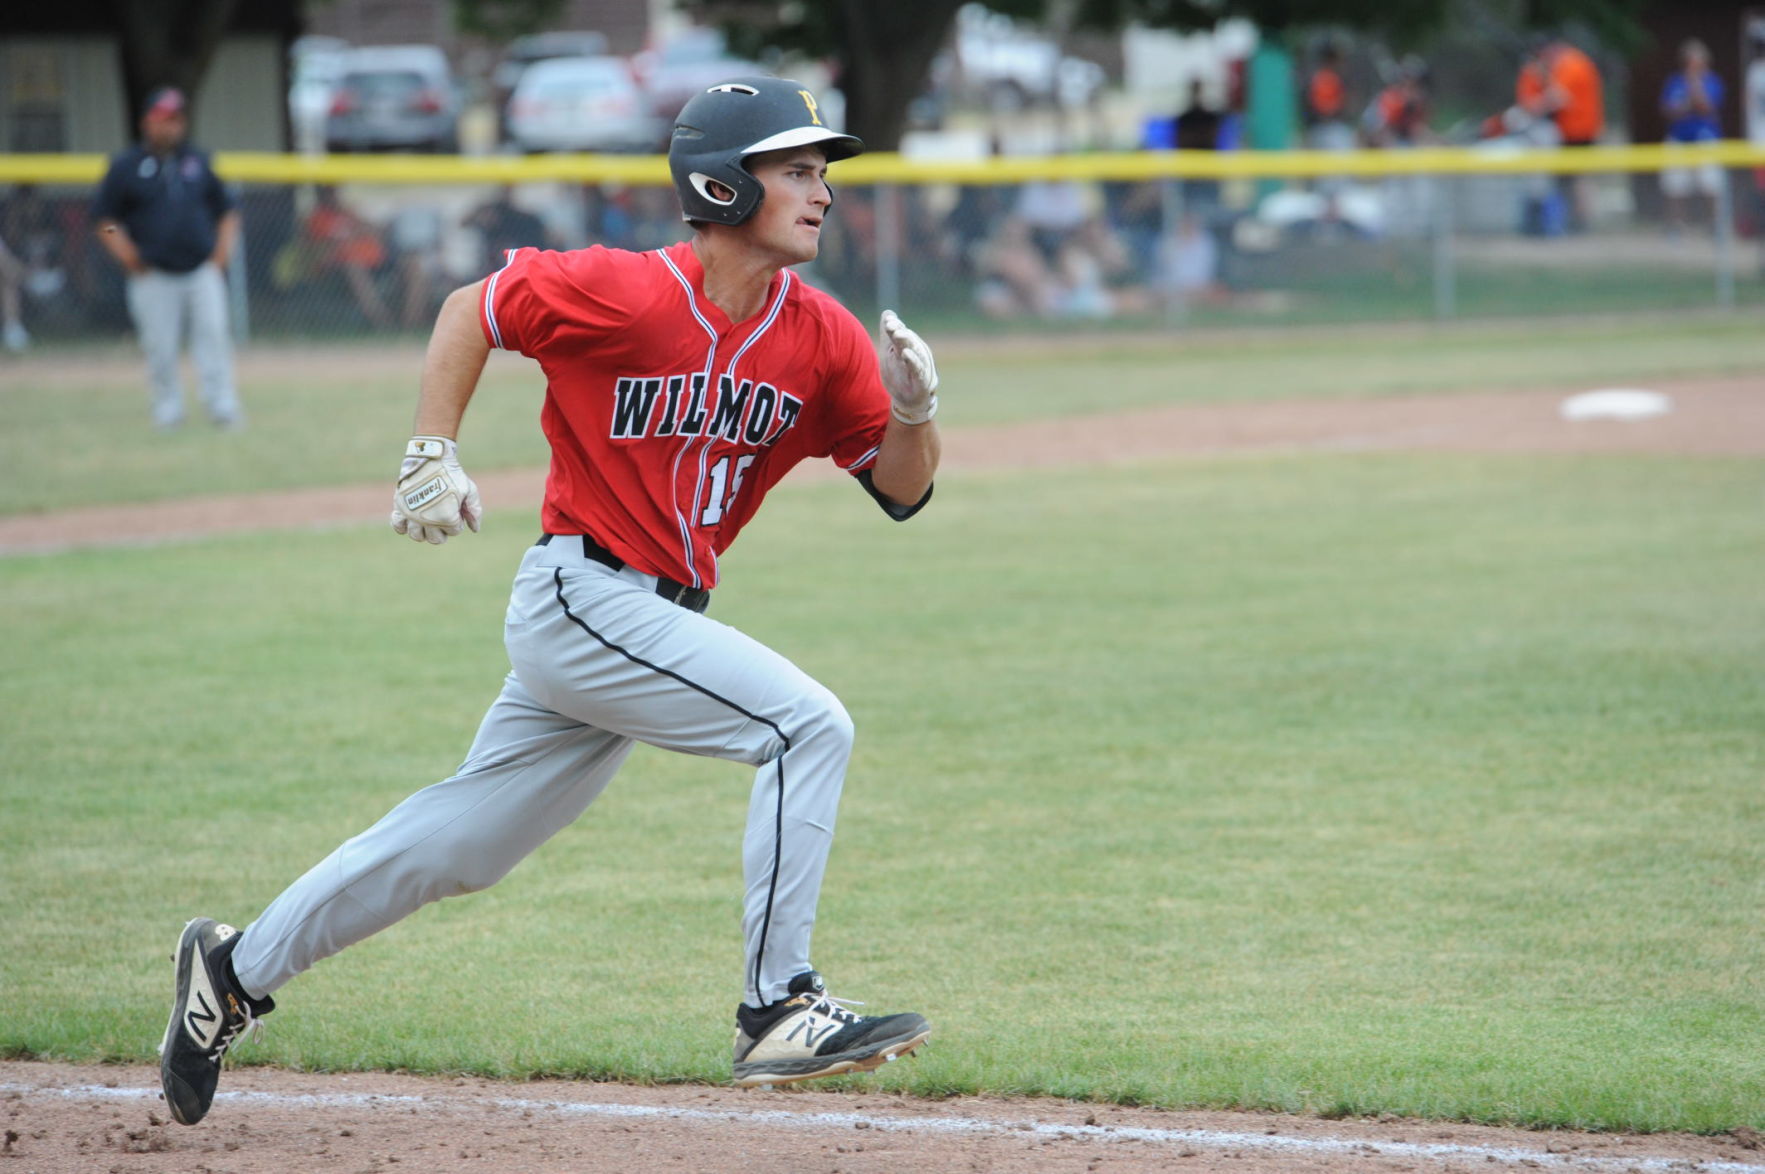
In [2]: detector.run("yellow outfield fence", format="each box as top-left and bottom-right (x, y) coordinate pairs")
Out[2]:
(4, 141), (1765, 185)
(2, 143), (1762, 346)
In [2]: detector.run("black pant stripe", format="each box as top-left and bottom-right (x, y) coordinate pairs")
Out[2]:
(550, 568), (790, 1001)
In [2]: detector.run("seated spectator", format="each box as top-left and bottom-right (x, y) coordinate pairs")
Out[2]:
(1362, 56), (1432, 148)
(1104, 180), (1167, 283)
(942, 180), (1012, 278)
(1014, 178), (1092, 266)
(813, 184), (877, 295)
(465, 186), (549, 273)
(975, 217), (1056, 319)
(1362, 56), (1437, 233)
(1, 184), (70, 348)
(1050, 218), (1145, 318)
(305, 184), (392, 328)
(625, 185), (688, 252)
(0, 234), (26, 352)
(1304, 42), (1356, 153)
(569, 183), (616, 250)
(974, 213), (1144, 321)
(1173, 79), (1225, 208)
(1152, 211), (1229, 309)
(387, 203), (446, 330)
(1303, 41), (1357, 207)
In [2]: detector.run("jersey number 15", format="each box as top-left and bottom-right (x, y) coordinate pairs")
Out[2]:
(700, 453), (757, 525)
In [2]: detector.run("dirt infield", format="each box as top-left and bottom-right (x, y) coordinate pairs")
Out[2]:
(1, 375), (1758, 556)
(5, 1061), (1763, 1174)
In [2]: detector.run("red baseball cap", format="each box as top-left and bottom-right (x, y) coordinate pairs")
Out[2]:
(143, 87), (187, 120)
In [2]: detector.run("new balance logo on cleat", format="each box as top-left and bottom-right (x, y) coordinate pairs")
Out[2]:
(731, 970), (931, 1088)
(787, 1015), (838, 1048)
(159, 918), (274, 1126)
(183, 989), (219, 1047)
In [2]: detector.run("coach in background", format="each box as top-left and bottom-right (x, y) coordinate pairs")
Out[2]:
(92, 87), (244, 431)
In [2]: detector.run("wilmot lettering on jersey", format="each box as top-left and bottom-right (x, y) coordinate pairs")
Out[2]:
(611, 374), (804, 445)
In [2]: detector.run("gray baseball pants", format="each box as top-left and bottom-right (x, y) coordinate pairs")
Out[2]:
(231, 538), (852, 1008)
(125, 265), (242, 429)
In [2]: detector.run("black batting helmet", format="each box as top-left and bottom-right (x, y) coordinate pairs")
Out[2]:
(669, 77), (863, 226)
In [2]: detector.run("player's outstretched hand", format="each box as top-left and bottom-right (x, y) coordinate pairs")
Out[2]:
(879, 310), (939, 426)
(390, 435), (482, 544)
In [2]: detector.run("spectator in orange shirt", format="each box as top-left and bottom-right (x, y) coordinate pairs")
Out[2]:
(1304, 42), (1355, 153)
(1302, 42), (1357, 210)
(305, 184), (392, 329)
(1518, 36), (1605, 230)
(1363, 56), (1432, 148)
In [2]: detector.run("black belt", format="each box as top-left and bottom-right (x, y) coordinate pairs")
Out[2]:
(537, 533), (711, 613)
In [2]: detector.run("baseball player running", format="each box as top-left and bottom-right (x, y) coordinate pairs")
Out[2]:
(158, 77), (940, 1125)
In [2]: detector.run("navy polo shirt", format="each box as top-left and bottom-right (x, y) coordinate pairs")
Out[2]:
(92, 144), (234, 274)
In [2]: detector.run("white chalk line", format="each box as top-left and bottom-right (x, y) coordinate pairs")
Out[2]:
(3, 1081), (1758, 1173)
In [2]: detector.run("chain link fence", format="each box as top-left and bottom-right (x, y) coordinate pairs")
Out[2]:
(4, 144), (1764, 351)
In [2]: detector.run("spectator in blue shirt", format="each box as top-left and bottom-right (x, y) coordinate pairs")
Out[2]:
(1660, 39), (1726, 234)
(92, 87), (244, 430)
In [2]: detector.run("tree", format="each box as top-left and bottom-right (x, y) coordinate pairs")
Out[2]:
(693, 0), (1646, 149)
(108, 0), (242, 125)
(702, 0), (968, 157)
(451, 0), (567, 42)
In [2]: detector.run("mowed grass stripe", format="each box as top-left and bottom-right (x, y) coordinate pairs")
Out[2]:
(2, 314), (1762, 514)
(1, 454), (1760, 1132)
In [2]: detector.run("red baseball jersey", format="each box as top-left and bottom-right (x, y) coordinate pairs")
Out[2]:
(481, 239), (894, 589)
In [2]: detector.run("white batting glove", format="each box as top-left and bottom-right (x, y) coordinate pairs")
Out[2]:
(390, 435), (481, 545)
(879, 309), (939, 426)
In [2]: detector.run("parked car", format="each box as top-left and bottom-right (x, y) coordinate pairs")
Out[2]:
(493, 30), (612, 95)
(325, 45), (460, 153)
(939, 4), (1105, 114)
(288, 35), (347, 152)
(632, 27), (767, 124)
(506, 56), (666, 153)
(492, 30), (613, 139)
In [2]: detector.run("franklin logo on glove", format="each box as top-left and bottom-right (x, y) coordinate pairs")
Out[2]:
(402, 478), (448, 511)
(390, 434), (482, 545)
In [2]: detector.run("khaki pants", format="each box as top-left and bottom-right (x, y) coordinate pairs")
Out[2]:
(125, 264), (242, 429)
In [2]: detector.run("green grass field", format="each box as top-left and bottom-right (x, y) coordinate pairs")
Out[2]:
(2, 321), (1762, 1134)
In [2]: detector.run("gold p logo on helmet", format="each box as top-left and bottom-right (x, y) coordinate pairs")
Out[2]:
(798, 90), (822, 126)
